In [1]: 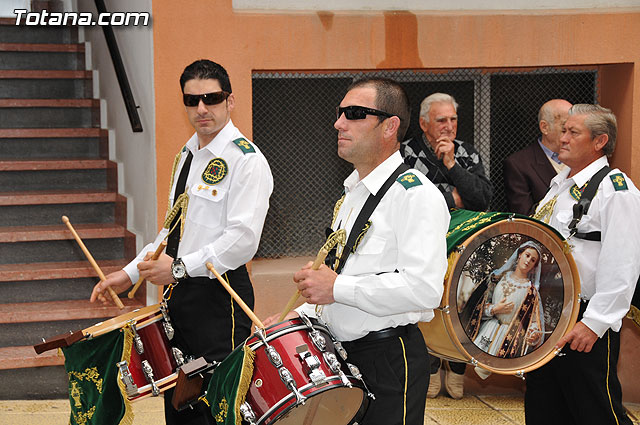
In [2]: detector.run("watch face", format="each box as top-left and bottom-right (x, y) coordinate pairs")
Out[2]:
(172, 261), (186, 279)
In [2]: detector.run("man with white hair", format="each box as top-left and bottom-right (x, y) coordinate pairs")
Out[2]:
(400, 92), (492, 399)
(527, 104), (640, 425)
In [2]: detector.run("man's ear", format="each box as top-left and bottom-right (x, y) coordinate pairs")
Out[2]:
(539, 120), (549, 136)
(419, 116), (428, 133)
(593, 133), (609, 153)
(384, 116), (401, 140)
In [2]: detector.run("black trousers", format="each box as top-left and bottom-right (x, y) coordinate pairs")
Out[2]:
(525, 303), (632, 425)
(341, 325), (429, 425)
(163, 265), (254, 425)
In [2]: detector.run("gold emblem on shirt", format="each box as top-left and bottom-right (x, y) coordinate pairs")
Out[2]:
(202, 158), (228, 185)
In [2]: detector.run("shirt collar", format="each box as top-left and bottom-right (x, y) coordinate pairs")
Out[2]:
(570, 155), (610, 188)
(185, 120), (235, 156)
(344, 151), (403, 196)
(538, 138), (562, 164)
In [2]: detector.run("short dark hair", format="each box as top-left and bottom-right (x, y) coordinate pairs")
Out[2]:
(347, 77), (411, 142)
(179, 60), (232, 93)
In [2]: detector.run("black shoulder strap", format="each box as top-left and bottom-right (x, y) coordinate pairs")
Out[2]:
(568, 165), (611, 241)
(166, 151), (194, 258)
(334, 162), (410, 274)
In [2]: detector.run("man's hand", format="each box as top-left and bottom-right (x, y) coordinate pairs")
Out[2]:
(137, 252), (174, 286)
(293, 261), (337, 305)
(451, 187), (465, 208)
(263, 311), (299, 327)
(434, 136), (456, 169)
(90, 270), (132, 305)
(556, 321), (598, 353)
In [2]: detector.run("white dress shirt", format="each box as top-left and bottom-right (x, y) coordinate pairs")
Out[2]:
(124, 120), (273, 281)
(297, 151), (450, 341)
(535, 155), (640, 337)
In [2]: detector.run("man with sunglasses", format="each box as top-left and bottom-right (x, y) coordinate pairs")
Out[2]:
(272, 78), (449, 424)
(91, 59), (273, 425)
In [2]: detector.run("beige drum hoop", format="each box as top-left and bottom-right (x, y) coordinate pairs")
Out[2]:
(83, 304), (163, 339)
(419, 218), (580, 375)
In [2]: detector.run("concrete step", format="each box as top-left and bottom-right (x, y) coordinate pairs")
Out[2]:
(0, 18), (77, 44)
(1, 317), (113, 348)
(0, 70), (91, 99)
(0, 42), (85, 70)
(0, 299), (143, 325)
(0, 158), (115, 192)
(0, 366), (68, 399)
(0, 99), (99, 129)
(0, 223), (135, 264)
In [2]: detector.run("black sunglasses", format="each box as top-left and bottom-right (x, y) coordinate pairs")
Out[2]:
(336, 105), (394, 121)
(183, 91), (230, 107)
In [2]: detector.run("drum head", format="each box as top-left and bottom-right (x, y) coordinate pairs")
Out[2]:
(442, 218), (580, 374)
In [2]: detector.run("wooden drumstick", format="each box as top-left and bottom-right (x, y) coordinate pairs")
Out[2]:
(278, 229), (346, 322)
(61, 215), (124, 309)
(127, 241), (167, 299)
(206, 262), (265, 329)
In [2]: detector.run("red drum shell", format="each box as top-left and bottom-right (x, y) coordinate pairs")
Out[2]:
(244, 318), (367, 425)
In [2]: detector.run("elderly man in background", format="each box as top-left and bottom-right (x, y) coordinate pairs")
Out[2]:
(400, 92), (492, 399)
(504, 99), (572, 215)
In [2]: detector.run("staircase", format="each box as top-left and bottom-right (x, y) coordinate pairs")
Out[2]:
(0, 18), (143, 398)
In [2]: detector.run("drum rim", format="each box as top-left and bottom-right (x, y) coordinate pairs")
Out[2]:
(440, 218), (580, 374)
(247, 319), (331, 351)
(256, 376), (366, 425)
(83, 304), (164, 339)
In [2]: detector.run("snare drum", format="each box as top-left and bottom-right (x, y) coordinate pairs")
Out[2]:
(419, 210), (580, 375)
(83, 302), (184, 401)
(236, 314), (370, 425)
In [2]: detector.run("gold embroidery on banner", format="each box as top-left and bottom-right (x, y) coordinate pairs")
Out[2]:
(446, 212), (499, 239)
(68, 367), (104, 394)
(215, 397), (229, 423)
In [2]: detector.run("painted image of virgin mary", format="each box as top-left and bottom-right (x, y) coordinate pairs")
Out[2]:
(461, 241), (544, 358)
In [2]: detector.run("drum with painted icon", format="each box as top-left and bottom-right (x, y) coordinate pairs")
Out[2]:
(419, 209), (580, 376)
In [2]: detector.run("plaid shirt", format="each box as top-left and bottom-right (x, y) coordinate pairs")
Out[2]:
(400, 133), (492, 211)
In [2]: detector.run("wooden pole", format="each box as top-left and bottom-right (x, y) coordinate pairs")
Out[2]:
(62, 216), (124, 309)
(206, 262), (264, 329)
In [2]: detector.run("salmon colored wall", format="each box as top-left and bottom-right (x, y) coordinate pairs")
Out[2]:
(152, 2), (640, 401)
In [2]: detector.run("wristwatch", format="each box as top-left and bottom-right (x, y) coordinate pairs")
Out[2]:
(171, 258), (189, 282)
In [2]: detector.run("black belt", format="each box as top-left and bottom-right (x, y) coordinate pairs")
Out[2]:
(346, 323), (417, 345)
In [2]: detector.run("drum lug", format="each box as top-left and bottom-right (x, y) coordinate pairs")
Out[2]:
(279, 367), (306, 405)
(440, 305), (451, 315)
(333, 341), (348, 361)
(160, 303), (175, 340)
(172, 347), (185, 366)
(142, 360), (160, 396)
(299, 311), (327, 352)
(265, 345), (283, 368)
(130, 323), (144, 355)
(239, 402), (257, 425)
(297, 346), (327, 386)
(347, 363), (375, 400)
(116, 360), (139, 398)
(515, 370), (525, 380)
(324, 352), (352, 388)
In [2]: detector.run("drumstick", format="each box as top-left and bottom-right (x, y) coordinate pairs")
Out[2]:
(62, 216), (124, 309)
(127, 241), (167, 299)
(278, 229), (346, 322)
(206, 262), (265, 329)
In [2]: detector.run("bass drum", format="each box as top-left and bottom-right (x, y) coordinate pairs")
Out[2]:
(419, 210), (580, 375)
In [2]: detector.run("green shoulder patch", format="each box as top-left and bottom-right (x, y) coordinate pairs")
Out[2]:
(181, 145), (188, 153)
(397, 172), (422, 189)
(610, 173), (628, 191)
(232, 138), (255, 154)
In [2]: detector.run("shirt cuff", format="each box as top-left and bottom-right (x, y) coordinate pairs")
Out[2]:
(181, 252), (208, 278)
(580, 317), (608, 338)
(332, 274), (357, 307)
(123, 260), (140, 284)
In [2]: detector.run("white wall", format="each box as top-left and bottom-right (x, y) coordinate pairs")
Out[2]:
(74, 0), (158, 302)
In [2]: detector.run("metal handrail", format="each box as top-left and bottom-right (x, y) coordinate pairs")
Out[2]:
(94, 0), (143, 132)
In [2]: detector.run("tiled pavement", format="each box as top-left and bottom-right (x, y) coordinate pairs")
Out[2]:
(1, 395), (639, 425)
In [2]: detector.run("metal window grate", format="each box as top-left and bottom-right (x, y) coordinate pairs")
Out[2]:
(253, 68), (597, 257)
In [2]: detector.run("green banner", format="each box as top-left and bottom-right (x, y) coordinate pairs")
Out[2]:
(206, 344), (255, 425)
(62, 329), (133, 425)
